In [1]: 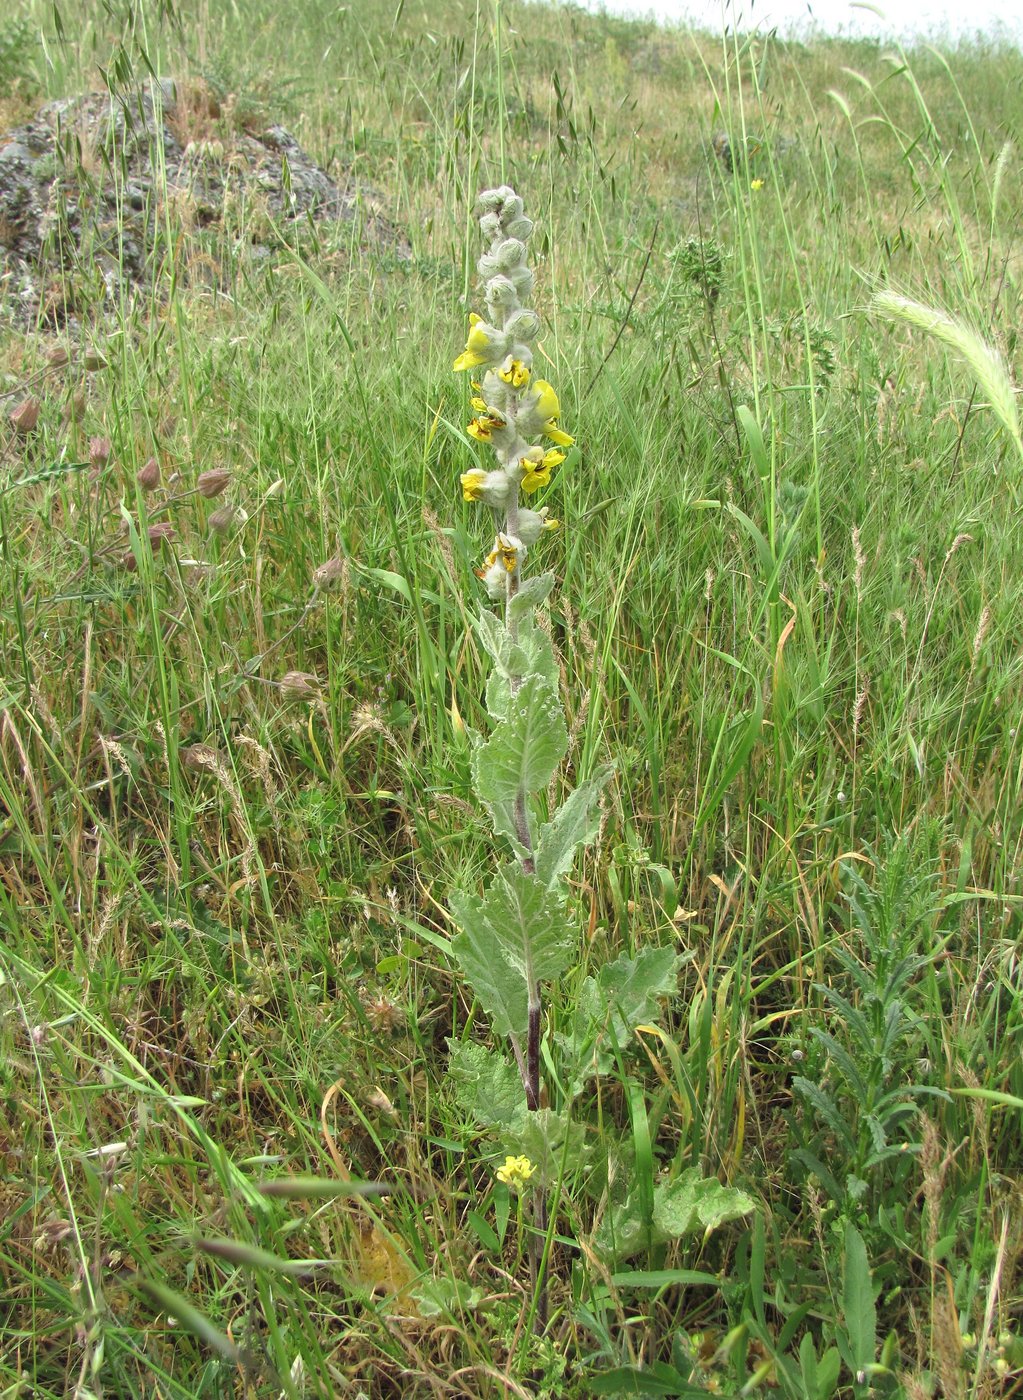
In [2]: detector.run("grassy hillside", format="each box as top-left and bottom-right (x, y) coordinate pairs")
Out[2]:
(2, 0), (1023, 1395)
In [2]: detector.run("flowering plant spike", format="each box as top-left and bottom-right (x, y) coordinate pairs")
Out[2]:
(449, 187), (610, 1127)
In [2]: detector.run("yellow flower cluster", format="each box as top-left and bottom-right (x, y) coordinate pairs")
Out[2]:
(454, 187), (574, 594)
(495, 1154), (537, 1190)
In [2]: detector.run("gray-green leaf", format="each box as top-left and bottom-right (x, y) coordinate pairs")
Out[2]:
(535, 765), (614, 890)
(451, 863), (574, 1036)
(652, 1168), (755, 1239)
(447, 1040), (526, 1130)
(509, 571), (556, 622)
(471, 672), (568, 806)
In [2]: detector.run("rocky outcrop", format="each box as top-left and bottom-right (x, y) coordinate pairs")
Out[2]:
(0, 78), (406, 324)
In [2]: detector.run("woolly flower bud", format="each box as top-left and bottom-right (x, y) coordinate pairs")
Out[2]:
(484, 275), (520, 316)
(453, 314), (507, 373)
(461, 469), (509, 508)
(516, 509), (548, 547)
(504, 308), (540, 345)
(481, 559), (509, 600)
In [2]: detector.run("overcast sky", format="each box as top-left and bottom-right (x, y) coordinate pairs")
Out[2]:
(578, 0), (1023, 43)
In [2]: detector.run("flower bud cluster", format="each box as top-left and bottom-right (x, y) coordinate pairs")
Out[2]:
(454, 187), (571, 601)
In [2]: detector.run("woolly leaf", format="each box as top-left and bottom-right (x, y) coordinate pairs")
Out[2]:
(504, 1108), (589, 1185)
(471, 671), (567, 806)
(447, 1040), (526, 1130)
(450, 863), (573, 1036)
(509, 571), (556, 622)
(653, 1168), (755, 1239)
(595, 1167), (755, 1264)
(558, 946), (681, 1087)
(535, 765), (613, 891)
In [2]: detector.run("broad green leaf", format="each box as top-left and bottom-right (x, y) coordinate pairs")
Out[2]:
(471, 672), (568, 806)
(653, 1167), (755, 1240)
(558, 946), (681, 1087)
(593, 1184), (655, 1261)
(535, 765), (614, 890)
(596, 946), (681, 1037)
(447, 1040), (526, 1129)
(472, 610), (557, 689)
(842, 1222), (875, 1384)
(412, 1277), (485, 1318)
(509, 571), (556, 622)
(451, 863), (574, 1036)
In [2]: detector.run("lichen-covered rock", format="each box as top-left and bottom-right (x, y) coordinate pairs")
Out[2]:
(0, 78), (407, 325)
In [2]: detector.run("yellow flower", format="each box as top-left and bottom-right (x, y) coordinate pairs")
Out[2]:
(454, 314), (497, 372)
(519, 446), (565, 496)
(499, 358), (531, 389)
(467, 411), (506, 443)
(483, 533), (520, 574)
(531, 379), (575, 447)
(460, 469), (488, 501)
(542, 515), (560, 532)
(496, 1154), (536, 1190)
(750, 178), (765, 191)
(532, 379), (560, 420)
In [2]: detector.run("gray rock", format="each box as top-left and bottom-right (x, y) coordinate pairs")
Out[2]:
(0, 79), (408, 325)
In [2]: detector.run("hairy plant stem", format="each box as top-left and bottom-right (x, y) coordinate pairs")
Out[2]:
(503, 443), (548, 1327)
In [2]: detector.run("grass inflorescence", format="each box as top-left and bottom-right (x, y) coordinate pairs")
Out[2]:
(2, 0), (1023, 1396)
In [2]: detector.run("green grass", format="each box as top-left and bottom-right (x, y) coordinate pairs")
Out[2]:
(2, 0), (1023, 1394)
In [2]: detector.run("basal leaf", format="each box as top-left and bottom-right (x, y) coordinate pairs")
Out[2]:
(471, 672), (567, 806)
(652, 1167), (755, 1241)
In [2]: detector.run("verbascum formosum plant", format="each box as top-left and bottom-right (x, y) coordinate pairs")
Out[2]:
(446, 189), (752, 1328)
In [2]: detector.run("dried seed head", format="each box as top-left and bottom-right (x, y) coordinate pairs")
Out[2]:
(89, 435), (112, 469)
(47, 345), (70, 368)
(137, 457), (161, 490)
(84, 349), (107, 371)
(208, 504), (235, 535)
(147, 522), (176, 549)
(279, 670), (321, 701)
(313, 556), (346, 591)
(9, 397), (40, 434)
(362, 991), (404, 1034)
(197, 467), (231, 498)
(120, 550), (138, 572)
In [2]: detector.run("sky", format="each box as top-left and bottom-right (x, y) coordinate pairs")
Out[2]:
(576, 0), (1023, 43)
